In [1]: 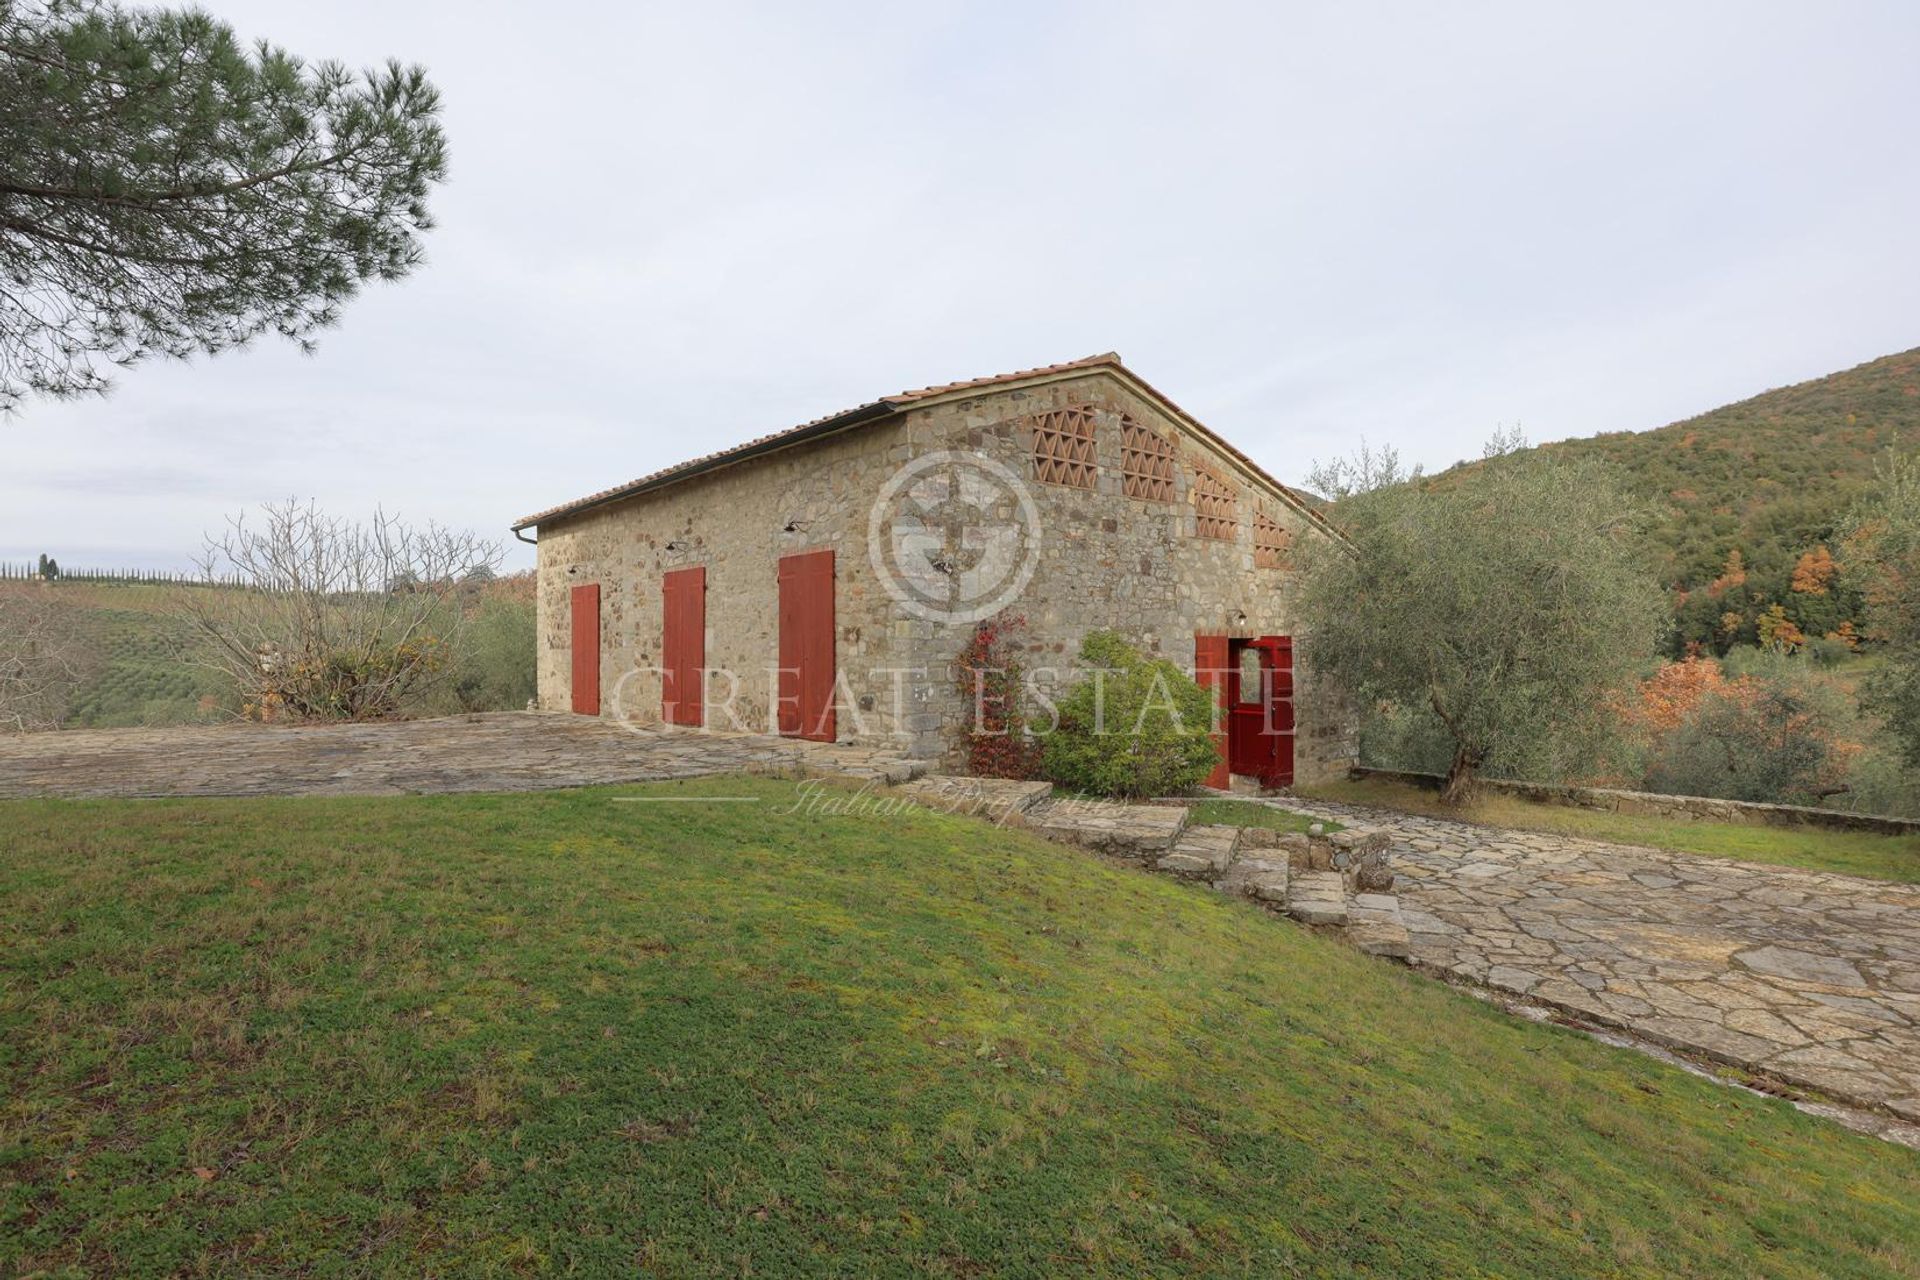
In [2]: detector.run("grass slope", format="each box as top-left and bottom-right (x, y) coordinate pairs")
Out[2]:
(2, 778), (1917, 1277)
(1186, 798), (1339, 834)
(1304, 777), (1920, 884)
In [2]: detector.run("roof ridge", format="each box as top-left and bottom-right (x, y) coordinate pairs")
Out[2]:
(883, 352), (1122, 404)
(510, 352), (1341, 545)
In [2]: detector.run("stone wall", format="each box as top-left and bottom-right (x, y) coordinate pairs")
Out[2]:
(535, 420), (923, 741)
(1349, 766), (1920, 837)
(890, 371), (1354, 783)
(532, 367), (1355, 780)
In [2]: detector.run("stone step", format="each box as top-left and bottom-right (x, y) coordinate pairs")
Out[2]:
(1286, 870), (1350, 927)
(898, 779), (1413, 964)
(1157, 823), (1241, 877)
(1346, 891), (1413, 959)
(1026, 798), (1188, 859)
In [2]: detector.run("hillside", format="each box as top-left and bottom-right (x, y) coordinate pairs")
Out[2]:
(1489, 347), (1920, 651)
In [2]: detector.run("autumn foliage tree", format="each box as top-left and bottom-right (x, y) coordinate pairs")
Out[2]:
(1791, 545), (1839, 595)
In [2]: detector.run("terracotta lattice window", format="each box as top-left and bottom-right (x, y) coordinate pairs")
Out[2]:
(1028, 406), (1098, 489)
(1192, 467), (1239, 540)
(1254, 511), (1292, 568)
(1120, 418), (1176, 502)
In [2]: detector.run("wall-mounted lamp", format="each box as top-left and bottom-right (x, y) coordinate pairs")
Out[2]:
(664, 538), (688, 552)
(566, 565), (579, 576)
(782, 518), (812, 534)
(1232, 609), (1248, 627)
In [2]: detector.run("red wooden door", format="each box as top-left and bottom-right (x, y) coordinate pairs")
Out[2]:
(1227, 639), (1265, 778)
(569, 583), (600, 716)
(1193, 633), (1231, 789)
(778, 550), (836, 741)
(662, 566), (705, 727)
(1257, 635), (1296, 787)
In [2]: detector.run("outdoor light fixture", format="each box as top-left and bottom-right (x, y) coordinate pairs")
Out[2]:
(664, 538), (688, 552)
(783, 518), (812, 534)
(1233, 609), (1248, 626)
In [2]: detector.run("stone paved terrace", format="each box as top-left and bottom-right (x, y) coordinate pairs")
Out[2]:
(1288, 796), (1920, 1120)
(0, 712), (924, 799)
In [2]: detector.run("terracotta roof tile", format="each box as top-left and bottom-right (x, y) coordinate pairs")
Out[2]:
(512, 352), (1338, 542)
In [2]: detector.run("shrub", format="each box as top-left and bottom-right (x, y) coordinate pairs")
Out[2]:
(1630, 644), (1920, 814)
(1806, 635), (1854, 667)
(1835, 743), (1920, 819)
(184, 500), (501, 722)
(1041, 630), (1219, 798)
(1643, 675), (1852, 805)
(447, 597), (537, 713)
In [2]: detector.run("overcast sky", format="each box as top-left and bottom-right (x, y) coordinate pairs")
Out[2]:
(6, 0), (1918, 573)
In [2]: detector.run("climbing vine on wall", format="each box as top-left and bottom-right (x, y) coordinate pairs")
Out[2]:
(956, 612), (1042, 778)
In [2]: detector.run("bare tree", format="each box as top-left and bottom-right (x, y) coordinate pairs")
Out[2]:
(0, 588), (94, 731)
(183, 500), (502, 721)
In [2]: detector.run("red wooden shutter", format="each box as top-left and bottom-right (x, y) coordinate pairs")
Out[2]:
(662, 566), (705, 727)
(1194, 632), (1230, 789)
(778, 550), (836, 742)
(1261, 635), (1296, 787)
(570, 583), (601, 716)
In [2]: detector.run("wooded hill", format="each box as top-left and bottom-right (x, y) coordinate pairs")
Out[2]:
(1462, 346), (1920, 654)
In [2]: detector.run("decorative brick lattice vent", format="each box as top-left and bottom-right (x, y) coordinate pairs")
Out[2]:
(1120, 418), (1177, 502)
(1028, 407), (1098, 489)
(1254, 511), (1292, 567)
(1192, 467), (1239, 540)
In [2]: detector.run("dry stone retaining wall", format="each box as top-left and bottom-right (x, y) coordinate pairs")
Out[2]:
(1351, 767), (1920, 837)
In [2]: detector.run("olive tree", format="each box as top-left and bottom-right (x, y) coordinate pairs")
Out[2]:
(1296, 441), (1665, 804)
(1844, 449), (1920, 763)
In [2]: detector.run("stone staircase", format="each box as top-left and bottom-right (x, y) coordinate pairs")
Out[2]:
(899, 775), (1411, 959)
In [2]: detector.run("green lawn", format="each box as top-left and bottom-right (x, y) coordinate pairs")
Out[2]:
(1187, 798), (1340, 835)
(2, 780), (1917, 1277)
(1300, 777), (1920, 884)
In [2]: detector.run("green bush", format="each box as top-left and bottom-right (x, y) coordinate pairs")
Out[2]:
(1643, 679), (1845, 806)
(1040, 630), (1220, 798)
(1835, 743), (1920, 819)
(1806, 635), (1854, 667)
(1648, 651), (1837, 808)
(445, 597), (537, 713)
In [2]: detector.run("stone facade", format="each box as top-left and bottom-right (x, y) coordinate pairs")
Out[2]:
(525, 359), (1355, 783)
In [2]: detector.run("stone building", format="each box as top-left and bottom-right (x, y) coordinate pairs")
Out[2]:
(513, 353), (1354, 785)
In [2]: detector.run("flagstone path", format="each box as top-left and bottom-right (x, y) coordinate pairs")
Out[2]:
(1287, 797), (1920, 1121)
(0, 711), (924, 799)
